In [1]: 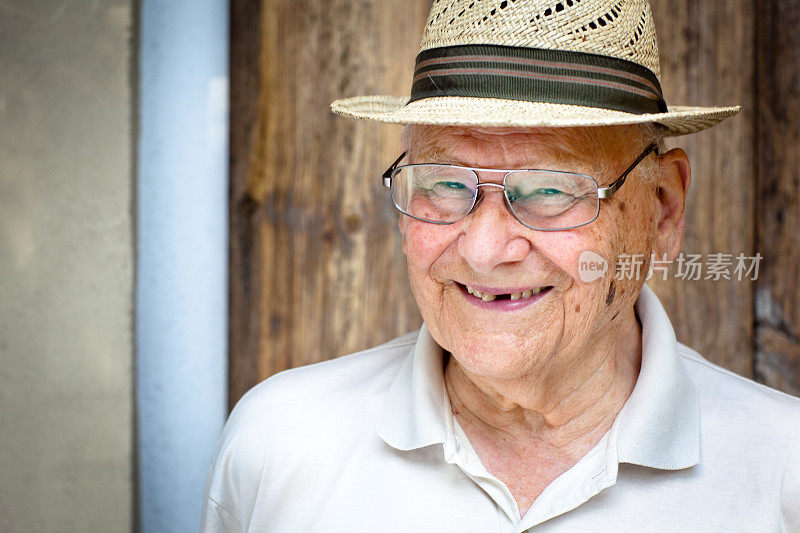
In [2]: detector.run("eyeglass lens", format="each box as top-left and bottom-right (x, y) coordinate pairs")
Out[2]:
(391, 165), (600, 231)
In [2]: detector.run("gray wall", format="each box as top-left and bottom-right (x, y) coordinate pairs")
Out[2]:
(0, 1), (134, 531)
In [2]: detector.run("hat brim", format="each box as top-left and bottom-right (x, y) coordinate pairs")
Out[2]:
(330, 95), (740, 137)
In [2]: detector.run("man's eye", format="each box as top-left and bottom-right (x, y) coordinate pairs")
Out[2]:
(436, 181), (467, 190)
(509, 187), (566, 201)
(532, 187), (565, 196)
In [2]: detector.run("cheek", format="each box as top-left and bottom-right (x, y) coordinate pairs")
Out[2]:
(624, 186), (659, 242)
(402, 220), (457, 274)
(540, 224), (616, 282)
(593, 195), (659, 311)
(549, 215), (634, 316)
(601, 192), (660, 259)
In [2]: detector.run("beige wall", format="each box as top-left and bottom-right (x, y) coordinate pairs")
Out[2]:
(0, 1), (134, 531)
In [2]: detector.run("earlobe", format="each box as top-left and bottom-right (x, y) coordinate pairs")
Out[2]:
(653, 148), (691, 261)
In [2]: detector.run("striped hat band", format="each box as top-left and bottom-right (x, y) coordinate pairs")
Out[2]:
(410, 44), (668, 116)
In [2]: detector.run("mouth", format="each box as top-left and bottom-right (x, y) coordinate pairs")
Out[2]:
(457, 282), (553, 309)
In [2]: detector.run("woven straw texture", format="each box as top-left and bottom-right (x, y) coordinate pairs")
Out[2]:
(421, 0), (661, 77)
(331, 0), (740, 136)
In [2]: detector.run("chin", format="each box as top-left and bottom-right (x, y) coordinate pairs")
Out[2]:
(446, 332), (548, 380)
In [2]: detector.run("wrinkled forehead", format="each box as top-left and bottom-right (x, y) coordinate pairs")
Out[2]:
(403, 124), (647, 172)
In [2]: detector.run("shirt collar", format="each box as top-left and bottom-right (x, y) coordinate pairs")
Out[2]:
(375, 284), (700, 470)
(375, 323), (449, 450)
(616, 283), (700, 469)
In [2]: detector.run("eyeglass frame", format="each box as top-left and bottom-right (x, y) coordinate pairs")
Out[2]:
(381, 142), (659, 231)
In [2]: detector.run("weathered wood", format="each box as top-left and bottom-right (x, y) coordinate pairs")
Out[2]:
(229, 0), (267, 409)
(229, 0), (430, 405)
(649, 0), (756, 377)
(230, 0), (800, 406)
(756, 326), (800, 397)
(754, 0), (800, 394)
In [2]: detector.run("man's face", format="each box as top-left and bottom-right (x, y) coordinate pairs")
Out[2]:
(399, 125), (677, 383)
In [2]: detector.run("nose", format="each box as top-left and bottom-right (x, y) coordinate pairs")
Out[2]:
(457, 186), (532, 275)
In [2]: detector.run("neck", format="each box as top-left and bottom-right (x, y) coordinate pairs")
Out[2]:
(444, 308), (643, 453)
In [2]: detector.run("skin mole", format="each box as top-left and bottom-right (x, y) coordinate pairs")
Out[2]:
(605, 281), (616, 306)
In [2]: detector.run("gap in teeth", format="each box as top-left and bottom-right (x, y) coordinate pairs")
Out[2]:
(465, 285), (543, 300)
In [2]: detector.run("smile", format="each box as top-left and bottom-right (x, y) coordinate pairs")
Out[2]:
(465, 285), (547, 302)
(457, 283), (553, 310)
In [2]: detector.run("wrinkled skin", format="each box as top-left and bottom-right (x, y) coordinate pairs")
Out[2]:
(398, 125), (691, 512)
(400, 125), (689, 399)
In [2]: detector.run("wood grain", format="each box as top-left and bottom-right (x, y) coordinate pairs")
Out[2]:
(649, 0), (756, 377)
(229, 0), (265, 411)
(230, 0), (800, 406)
(229, 0), (430, 405)
(754, 0), (800, 393)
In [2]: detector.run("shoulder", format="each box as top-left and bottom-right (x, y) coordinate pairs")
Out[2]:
(676, 343), (800, 525)
(676, 342), (800, 468)
(677, 341), (800, 429)
(235, 329), (419, 426)
(222, 328), (418, 457)
(202, 330), (420, 526)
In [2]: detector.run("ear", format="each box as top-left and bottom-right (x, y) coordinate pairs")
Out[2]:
(652, 148), (691, 261)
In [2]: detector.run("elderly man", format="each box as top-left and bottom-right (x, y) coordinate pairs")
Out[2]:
(202, 1), (799, 531)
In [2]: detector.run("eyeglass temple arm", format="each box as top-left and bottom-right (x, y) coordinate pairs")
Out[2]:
(382, 152), (408, 187)
(597, 143), (659, 199)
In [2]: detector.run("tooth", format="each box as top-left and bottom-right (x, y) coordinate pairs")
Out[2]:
(481, 293), (496, 302)
(522, 289), (532, 298)
(473, 289), (482, 298)
(467, 286), (474, 294)
(531, 287), (542, 295)
(510, 292), (521, 300)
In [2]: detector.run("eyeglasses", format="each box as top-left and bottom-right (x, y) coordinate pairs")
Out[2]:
(382, 143), (658, 231)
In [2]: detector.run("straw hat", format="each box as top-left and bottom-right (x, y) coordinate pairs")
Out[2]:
(330, 0), (739, 136)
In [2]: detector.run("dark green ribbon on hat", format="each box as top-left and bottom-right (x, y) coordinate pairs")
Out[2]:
(409, 44), (668, 115)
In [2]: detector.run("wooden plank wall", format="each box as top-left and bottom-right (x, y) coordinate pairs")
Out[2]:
(754, 2), (800, 395)
(229, 0), (800, 407)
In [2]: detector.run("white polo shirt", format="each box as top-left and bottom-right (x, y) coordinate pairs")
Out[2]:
(201, 285), (800, 532)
